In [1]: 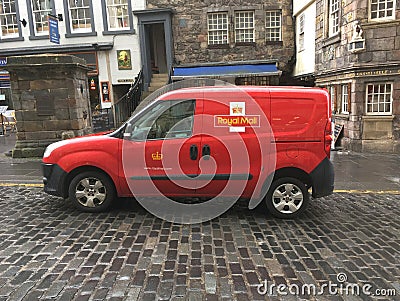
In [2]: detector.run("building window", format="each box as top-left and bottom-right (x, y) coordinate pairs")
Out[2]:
(235, 76), (271, 86)
(106, 0), (129, 30)
(68, 0), (92, 32)
(31, 0), (52, 35)
(265, 10), (282, 41)
(235, 11), (254, 43)
(299, 14), (305, 51)
(341, 84), (349, 114)
(329, 0), (340, 36)
(207, 12), (228, 45)
(370, 0), (395, 20)
(0, 0), (18, 38)
(366, 83), (393, 114)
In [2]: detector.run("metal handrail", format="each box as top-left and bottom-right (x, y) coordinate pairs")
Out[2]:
(113, 68), (144, 126)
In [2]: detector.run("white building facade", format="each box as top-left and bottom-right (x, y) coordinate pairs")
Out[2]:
(293, 0), (316, 85)
(0, 0), (145, 109)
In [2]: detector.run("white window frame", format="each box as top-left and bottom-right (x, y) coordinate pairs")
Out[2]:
(68, 0), (92, 33)
(106, 0), (129, 31)
(341, 84), (349, 114)
(0, 0), (19, 38)
(234, 11), (255, 43)
(366, 82), (393, 115)
(298, 14), (305, 51)
(265, 10), (282, 42)
(31, 0), (52, 36)
(329, 0), (340, 37)
(369, 0), (396, 21)
(207, 12), (229, 45)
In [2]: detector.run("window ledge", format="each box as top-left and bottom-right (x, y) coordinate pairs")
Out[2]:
(65, 32), (98, 38)
(235, 42), (256, 47)
(265, 41), (283, 46)
(207, 44), (230, 49)
(322, 33), (341, 47)
(103, 28), (135, 35)
(0, 36), (24, 42)
(364, 19), (400, 29)
(363, 115), (394, 120)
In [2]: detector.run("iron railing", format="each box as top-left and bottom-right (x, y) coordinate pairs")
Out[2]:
(113, 69), (144, 126)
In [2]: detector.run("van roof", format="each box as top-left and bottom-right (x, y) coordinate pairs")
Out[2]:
(159, 85), (328, 100)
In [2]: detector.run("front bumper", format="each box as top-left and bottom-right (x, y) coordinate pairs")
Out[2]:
(310, 157), (335, 198)
(42, 163), (68, 198)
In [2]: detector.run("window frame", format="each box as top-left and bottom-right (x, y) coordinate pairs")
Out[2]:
(298, 13), (305, 51)
(369, 0), (396, 21)
(234, 10), (255, 44)
(0, 0), (24, 42)
(100, 0), (134, 35)
(63, 0), (96, 37)
(207, 12), (229, 46)
(265, 10), (282, 42)
(328, 0), (340, 37)
(365, 82), (393, 115)
(26, 0), (55, 40)
(341, 84), (349, 114)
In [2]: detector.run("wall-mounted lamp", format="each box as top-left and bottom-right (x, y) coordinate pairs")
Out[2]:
(19, 19), (27, 27)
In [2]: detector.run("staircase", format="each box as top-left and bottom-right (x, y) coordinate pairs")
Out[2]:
(137, 73), (169, 112)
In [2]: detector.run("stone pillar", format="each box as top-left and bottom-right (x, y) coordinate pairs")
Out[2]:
(7, 54), (92, 158)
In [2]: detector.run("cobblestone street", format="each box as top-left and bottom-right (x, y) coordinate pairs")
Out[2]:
(0, 187), (398, 301)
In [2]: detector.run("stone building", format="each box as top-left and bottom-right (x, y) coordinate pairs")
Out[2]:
(136, 0), (295, 88)
(313, 0), (400, 152)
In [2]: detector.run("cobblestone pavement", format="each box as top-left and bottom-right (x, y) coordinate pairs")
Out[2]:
(0, 187), (399, 301)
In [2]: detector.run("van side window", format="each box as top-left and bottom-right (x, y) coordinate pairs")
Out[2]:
(128, 100), (196, 140)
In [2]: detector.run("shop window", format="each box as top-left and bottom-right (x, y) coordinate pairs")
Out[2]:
(68, 0), (93, 33)
(0, 0), (19, 38)
(370, 0), (395, 20)
(329, 0), (340, 37)
(366, 83), (392, 115)
(265, 10), (281, 42)
(235, 11), (254, 43)
(207, 12), (228, 45)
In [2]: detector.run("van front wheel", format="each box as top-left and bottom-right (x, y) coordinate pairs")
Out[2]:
(266, 177), (309, 219)
(69, 171), (115, 212)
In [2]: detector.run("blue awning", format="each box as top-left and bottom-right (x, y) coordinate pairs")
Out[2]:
(172, 63), (280, 80)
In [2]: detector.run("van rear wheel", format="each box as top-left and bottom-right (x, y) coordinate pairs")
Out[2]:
(266, 177), (309, 219)
(69, 171), (115, 212)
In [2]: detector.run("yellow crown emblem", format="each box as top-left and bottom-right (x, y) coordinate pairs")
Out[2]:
(151, 151), (163, 161)
(232, 105), (243, 114)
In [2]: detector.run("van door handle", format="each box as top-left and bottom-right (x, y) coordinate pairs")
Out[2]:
(190, 144), (198, 160)
(202, 144), (210, 160)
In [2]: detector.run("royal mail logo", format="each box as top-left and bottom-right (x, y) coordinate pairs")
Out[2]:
(214, 115), (260, 127)
(231, 104), (243, 114)
(151, 151), (163, 161)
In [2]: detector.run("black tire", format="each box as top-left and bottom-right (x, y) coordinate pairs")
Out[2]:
(68, 171), (115, 212)
(266, 177), (309, 219)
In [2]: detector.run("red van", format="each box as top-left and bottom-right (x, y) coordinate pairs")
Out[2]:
(42, 86), (334, 218)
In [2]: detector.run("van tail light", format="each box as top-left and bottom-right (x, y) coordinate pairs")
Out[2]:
(324, 120), (333, 158)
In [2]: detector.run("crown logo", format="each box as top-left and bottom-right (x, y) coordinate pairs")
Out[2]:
(151, 151), (163, 161)
(232, 105), (243, 114)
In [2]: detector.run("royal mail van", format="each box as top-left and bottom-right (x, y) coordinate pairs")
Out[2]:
(42, 86), (334, 218)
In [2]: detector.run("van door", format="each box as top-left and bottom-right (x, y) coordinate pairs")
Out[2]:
(195, 92), (270, 199)
(122, 99), (201, 197)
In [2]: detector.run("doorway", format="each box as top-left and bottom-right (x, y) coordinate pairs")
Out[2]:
(148, 23), (167, 74)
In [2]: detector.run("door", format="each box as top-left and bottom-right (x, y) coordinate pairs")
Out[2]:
(122, 99), (201, 197)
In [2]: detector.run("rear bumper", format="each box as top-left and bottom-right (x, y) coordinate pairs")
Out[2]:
(42, 163), (68, 198)
(310, 157), (334, 198)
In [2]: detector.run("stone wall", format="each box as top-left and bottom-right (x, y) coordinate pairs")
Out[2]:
(7, 54), (92, 157)
(147, 0), (295, 74)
